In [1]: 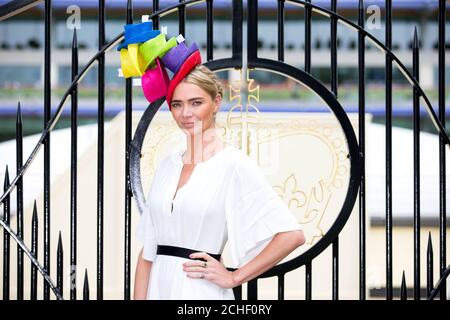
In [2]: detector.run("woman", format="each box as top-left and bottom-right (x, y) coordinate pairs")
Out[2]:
(134, 64), (305, 300)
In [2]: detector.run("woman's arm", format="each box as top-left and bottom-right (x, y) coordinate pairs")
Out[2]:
(232, 229), (305, 286)
(184, 229), (305, 288)
(133, 248), (153, 300)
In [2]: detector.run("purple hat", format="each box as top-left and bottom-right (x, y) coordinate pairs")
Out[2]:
(166, 50), (202, 109)
(161, 42), (199, 74)
(117, 21), (160, 51)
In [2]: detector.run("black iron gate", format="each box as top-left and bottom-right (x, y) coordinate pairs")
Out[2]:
(0, 0), (449, 300)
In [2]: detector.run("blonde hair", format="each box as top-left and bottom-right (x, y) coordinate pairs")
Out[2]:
(182, 65), (223, 101)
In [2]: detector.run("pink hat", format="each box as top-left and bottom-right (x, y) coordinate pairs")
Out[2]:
(141, 58), (170, 103)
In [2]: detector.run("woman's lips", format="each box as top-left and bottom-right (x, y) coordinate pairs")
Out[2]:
(182, 122), (194, 127)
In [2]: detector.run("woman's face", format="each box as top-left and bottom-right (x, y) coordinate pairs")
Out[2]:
(170, 81), (221, 135)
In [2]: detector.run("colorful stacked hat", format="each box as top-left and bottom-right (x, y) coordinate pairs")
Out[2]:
(119, 43), (147, 78)
(161, 41), (199, 74)
(165, 49), (201, 108)
(117, 21), (160, 51)
(140, 34), (178, 70)
(118, 21), (162, 78)
(117, 21), (202, 105)
(141, 58), (170, 103)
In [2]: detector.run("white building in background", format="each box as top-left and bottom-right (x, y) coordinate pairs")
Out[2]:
(1, 0), (450, 90)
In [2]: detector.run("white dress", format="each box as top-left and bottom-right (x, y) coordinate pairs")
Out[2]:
(136, 144), (301, 300)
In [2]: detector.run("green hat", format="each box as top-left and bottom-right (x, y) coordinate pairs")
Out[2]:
(139, 34), (178, 71)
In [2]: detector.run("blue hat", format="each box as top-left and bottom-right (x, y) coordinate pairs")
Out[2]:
(117, 21), (161, 51)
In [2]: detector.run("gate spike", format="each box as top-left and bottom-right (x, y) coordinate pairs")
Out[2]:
(83, 269), (89, 300)
(427, 232), (433, 297)
(401, 271), (407, 300)
(427, 232), (433, 254)
(3, 165), (10, 190)
(57, 231), (63, 255)
(72, 28), (77, 48)
(413, 26), (419, 49)
(16, 102), (22, 125)
(32, 201), (38, 227)
(57, 231), (64, 296)
(30, 200), (38, 300)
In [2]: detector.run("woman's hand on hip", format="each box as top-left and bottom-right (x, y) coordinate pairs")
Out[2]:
(182, 252), (237, 289)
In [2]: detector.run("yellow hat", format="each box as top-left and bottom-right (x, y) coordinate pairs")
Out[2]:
(119, 44), (147, 78)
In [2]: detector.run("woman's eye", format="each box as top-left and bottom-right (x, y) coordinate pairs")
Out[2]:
(193, 101), (202, 106)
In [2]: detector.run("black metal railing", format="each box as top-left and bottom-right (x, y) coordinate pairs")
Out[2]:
(0, 0), (448, 301)
(96, 0), (105, 301)
(358, 0), (366, 300)
(70, 27), (78, 302)
(0, 0), (42, 22)
(16, 103), (23, 300)
(42, 0), (51, 300)
(438, 0), (447, 300)
(385, 0), (394, 300)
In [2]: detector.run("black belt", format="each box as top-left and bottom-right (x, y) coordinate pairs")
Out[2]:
(156, 245), (221, 262)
